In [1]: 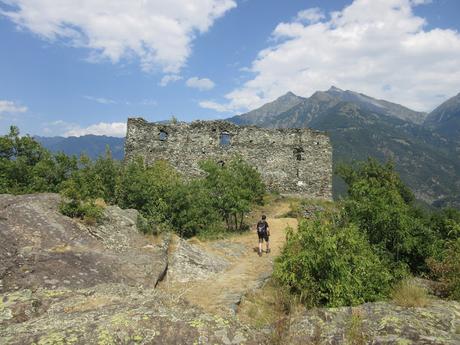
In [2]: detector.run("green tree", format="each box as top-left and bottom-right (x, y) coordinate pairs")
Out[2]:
(0, 126), (78, 194)
(336, 158), (438, 272)
(115, 158), (182, 231)
(200, 156), (265, 231)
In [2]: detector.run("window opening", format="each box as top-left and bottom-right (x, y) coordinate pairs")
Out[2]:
(220, 131), (231, 146)
(293, 147), (304, 161)
(159, 130), (168, 141)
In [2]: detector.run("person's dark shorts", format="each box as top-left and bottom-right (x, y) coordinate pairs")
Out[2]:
(258, 231), (269, 243)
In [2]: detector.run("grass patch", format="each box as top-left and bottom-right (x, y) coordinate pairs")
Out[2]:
(276, 198), (338, 219)
(345, 308), (368, 345)
(238, 280), (300, 328)
(237, 280), (302, 344)
(391, 279), (430, 308)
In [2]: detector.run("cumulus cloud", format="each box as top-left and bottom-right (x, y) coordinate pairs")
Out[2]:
(186, 77), (216, 91)
(0, 100), (28, 117)
(159, 74), (183, 87)
(64, 122), (127, 137)
(204, 0), (460, 113)
(1, 0), (236, 73)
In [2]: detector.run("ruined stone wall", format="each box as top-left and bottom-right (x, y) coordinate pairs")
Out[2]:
(125, 118), (332, 199)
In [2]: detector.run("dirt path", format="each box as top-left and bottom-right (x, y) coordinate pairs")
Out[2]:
(159, 200), (298, 316)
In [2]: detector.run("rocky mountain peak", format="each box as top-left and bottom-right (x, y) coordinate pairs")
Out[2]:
(327, 85), (344, 93)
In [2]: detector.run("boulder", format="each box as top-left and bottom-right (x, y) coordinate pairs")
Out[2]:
(0, 193), (168, 292)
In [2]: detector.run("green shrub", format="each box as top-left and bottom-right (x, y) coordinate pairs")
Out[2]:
(274, 215), (393, 307)
(427, 238), (460, 300)
(59, 198), (104, 224)
(136, 213), (156, 235)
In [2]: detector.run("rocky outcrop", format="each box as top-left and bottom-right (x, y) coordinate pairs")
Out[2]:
(0, 193), (168, 292)
(285, 300), (460, 345)
(0, 194), (268, 344)
(0, 283), (265, 345)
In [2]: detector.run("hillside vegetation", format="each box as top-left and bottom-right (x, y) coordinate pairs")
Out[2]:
(228, 87), (460, 208)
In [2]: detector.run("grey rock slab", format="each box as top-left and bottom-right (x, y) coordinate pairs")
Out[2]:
(0, 193), (168, 293)
(168, 239), (229, 283)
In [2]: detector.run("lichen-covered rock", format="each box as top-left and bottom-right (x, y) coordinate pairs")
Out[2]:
(168, 239), (229, 283)
(0, 284), (267, 345)
(285, 300), (460, 345)
(0, 193), (168, 293)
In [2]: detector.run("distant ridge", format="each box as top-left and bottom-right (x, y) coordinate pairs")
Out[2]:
(424, 92), (460, 142)
(35, 135), (125, 160)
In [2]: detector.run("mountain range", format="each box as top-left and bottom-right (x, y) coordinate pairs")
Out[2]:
(228, 87), (460, 208)
(35, 135), (125, 160)
(34, 87), (459, 208)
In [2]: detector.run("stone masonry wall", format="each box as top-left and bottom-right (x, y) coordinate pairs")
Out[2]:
(125, 118), (332, 199)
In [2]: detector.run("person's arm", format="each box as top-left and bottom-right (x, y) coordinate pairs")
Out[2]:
(266, 221), (270, 236)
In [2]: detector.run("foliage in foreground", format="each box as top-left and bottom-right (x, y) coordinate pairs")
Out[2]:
(337, 158), (448, 273)
(274, 214), (393, 307)
(427, 238), (460, 300)
(275, 158), (460, 307)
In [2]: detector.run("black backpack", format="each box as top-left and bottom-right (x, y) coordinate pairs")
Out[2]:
(257, 221), (267, 235)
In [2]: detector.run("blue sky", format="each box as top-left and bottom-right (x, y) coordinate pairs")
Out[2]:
(1, 0), (460, 137)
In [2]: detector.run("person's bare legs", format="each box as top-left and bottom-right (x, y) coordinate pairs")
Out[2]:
(266, 240), (270, 253)
(258, 239), (262, 255)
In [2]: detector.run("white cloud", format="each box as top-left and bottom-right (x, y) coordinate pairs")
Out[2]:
(64, 122), (127, 137)
(207, 0), (460, 113)
(199, 100), (231, 112)
(84, 96), (116, 104)
(2, 0), (236, 73)
(186, 77), (215, 91)
(159, 74), (182, 87)
(296, 8), (325, 24)
(0, 100), (28, 116)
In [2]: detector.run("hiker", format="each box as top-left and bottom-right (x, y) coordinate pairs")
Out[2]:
(256, 214), (270, 256)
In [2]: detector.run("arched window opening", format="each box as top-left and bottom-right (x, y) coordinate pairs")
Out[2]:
(220, 131), (231, 146)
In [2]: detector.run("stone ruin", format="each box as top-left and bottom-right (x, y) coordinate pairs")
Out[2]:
(124, 117), (332, 199)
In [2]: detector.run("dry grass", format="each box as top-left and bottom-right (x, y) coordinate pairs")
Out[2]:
(345, 308), (368, 345)
(94, 198), (107, 208)
(237, 280), (302, 344)
(392, 279), (430, 308)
